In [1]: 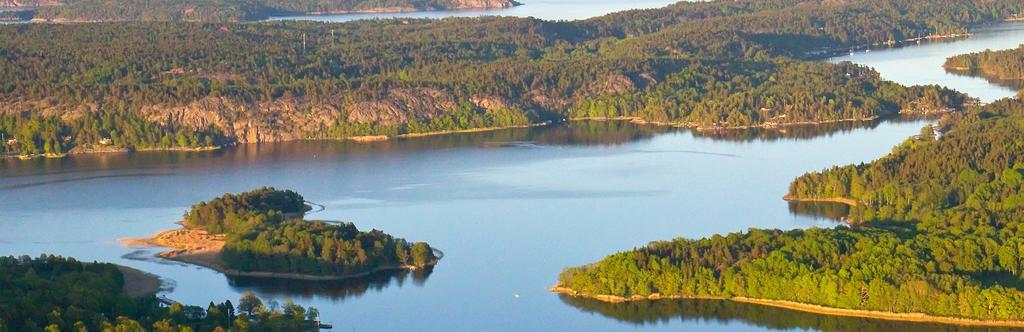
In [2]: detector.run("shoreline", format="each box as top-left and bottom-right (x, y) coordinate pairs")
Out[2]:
(550, 286), (1024, 327)
(113, 264), (163, 298)
(569, 115), (883, 131)
(2, 110), (936, 160)
(782, 195), (860, 207)
(122, 222), (440, 282)
(3, 145), (221, 160)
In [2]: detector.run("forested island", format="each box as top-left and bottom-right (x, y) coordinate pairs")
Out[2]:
(127, 187), (439, 280)
(944, 44), (1024, 88)
(5, 0), (1021, 158)
(0, 255), (322, 331)
(554, 97), (1024, 325)
(4, 0), (519, 22)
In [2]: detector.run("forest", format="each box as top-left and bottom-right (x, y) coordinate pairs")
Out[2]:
(944, 44), (1024, 84)
(19, 0), (517, 22)
(185, 187), (438, 276)
(0, 255), (320, 331)
(557, 98), (1024, 321)
(4, 0), (1022, 157)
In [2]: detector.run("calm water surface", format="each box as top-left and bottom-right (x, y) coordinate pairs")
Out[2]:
(270, 0), (679, 22)
(2, 21), (1024, 332)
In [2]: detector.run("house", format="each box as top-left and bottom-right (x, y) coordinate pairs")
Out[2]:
(99, 137), (113, 145)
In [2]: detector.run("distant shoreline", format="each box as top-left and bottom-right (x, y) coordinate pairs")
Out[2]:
(550, 286), (1024, 327)
(782, 195), (860, 207)
(2, 145), (220, 160)
(569, 115), (884, 131)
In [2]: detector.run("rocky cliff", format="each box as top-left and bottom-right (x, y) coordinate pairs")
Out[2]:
(0, 0), (59, 7)
(131, 87), (527, 144)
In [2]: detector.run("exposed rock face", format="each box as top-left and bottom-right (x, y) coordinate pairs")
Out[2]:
(0, 0), (59, 7)
(584, 74), (637, 96)
(443, 0), (518, 9)
(131, 87), (465, 143)
(470, 96), (509, 112)
(140, 97), (342, 143)
(347, 88), (456, 126)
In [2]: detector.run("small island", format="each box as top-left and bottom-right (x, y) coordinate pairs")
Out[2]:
(125, 187), (439, 281)
(555, 98), (1024, 326)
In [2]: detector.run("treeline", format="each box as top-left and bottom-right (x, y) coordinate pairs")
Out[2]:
(222, 220), (437, 276)
(558, 225), (1024, 321)
(184, 187), (307, 234)
(31, 0), (517, 22)
(568, 61), (967, 127)
(558, 98), (1024, 321)
(945, 44), (1024, 82)
(2, 0), (1021, 153)
(185, 187), (438, 276)
(788, 98), (1024, 223)
(0, 254), (319, 331)
(0, 111), (224, 156)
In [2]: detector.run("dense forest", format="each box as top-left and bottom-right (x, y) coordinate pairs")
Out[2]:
(4, 0), (1022, 157)
(184, 187), (438, 276)
(0, 255), (320, 331)
(19, 0), (518, 22)
(944, 44), (1024, 86)
(557, 98), (1024, 321)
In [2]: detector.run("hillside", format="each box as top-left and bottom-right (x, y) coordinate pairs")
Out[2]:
(1, 0), (1021, 158)
(557, 98), (1024, 323)
(7, 0), (518, 21)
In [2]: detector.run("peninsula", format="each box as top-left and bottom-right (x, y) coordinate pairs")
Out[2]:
(555, 98), (1024, 325)
(944, 44), (1024, 89)
(124, 187), (439, 280)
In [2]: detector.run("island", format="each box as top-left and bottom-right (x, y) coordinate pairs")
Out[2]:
(0, 254), (325, 330)
(124, 187), (440, 280)
(554, 97), (1024, 325)
(6, 0), (1020, 158)
(944, 44), (1024, 89)
(5, 0), (520, 22)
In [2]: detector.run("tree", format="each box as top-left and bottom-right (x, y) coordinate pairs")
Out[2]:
(411, 242), (434, 267)
(237, 292), (263, 316)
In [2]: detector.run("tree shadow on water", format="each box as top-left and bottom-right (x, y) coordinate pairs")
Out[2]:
(225, 266), (433, 301)
(558, 295), (1015, 332)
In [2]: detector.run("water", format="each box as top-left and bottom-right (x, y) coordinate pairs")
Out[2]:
(269, 0), (679, 22)
(2, 19), (1024, 332)
(831, 21), (1024, 103)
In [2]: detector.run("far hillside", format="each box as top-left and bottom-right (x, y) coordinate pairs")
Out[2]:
(5, 0), (519, 22)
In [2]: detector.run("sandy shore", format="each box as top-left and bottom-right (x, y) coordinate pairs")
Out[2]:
(550, 286), (1024, 327)
(114, 265), (162, 298)
(782, 195), (860, 207)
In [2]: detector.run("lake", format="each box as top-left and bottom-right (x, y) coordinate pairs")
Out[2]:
(2, 20), (1023, 332)
(269, 0), (680, 22)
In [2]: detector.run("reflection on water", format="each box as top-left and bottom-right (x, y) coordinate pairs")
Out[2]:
(269, 0), (678, 22)
(559, 295), (1018, 332)
(788, 201), (851, 223)
(227, 267), (433, 300)
(691, 117), (922, 142)
(944, 70), (1024, 92)
(0, 120), (901, 179)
